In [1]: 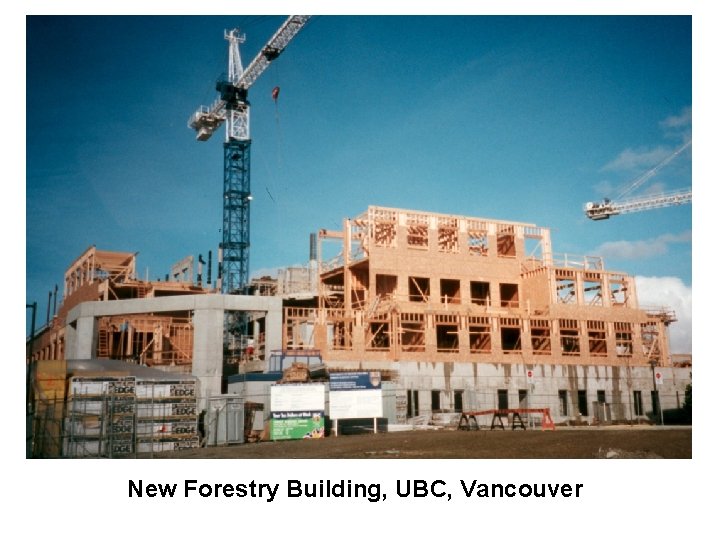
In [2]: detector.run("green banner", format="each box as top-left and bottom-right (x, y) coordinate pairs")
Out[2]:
(270, 411), (324, 440)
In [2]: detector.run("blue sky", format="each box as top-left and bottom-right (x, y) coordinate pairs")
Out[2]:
(26, 15), (692, 348)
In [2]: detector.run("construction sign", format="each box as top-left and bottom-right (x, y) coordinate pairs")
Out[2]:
(655, 371), (664, 385)
(329, 372), (383, 420)
(270, 384), (325, 440)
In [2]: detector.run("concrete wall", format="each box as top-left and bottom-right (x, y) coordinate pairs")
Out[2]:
(229, 361), (689, 427)
(322, 360), (691, 425)
(64, 294), (283, 410)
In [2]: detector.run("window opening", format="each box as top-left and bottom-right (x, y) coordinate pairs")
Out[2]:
(497, 224), (516, 257)
(519, 389), (528, 408)
(407, 390), (419, 418)
(375, 274), (397, 298)
(558, 390), (568, 416)
(500, 317), (522, 353)
(400, 313), (425, 352)
(633, 390), (644, 416)
(454, 390), (464, 412)
(350, 267), (369, 310)
(500, 283), (519, 308)
(641, 322), (661, 361)
(328, 320), (353, 351)
(406, 213), (429, 249)
(470, 281), (490, 306)
(469, 316), (491, 354)
(497, 389), (509, 410)
(615, 322), (633, 356)
(372, 208), (397, 247)
(366, 320), (390, 350)
(559, 319), (580, 355)
(440, 279), (461, 304)
(523, 227), (544, 262)
(577, 390), (588, 416)
(587, 320), (608, 356)
(467, 224), (489, 256)
(501, 328), (521, 352)
(610, 277), (628, 306)
(530, 319), (551, 355)
(583, 272), (603, 306)
(555, 269), (577, 304)
(431, 390), (441, 412)
(435, 314), (459, 353)
(408, 276), (430, 303)
(438, 217), (459, 253)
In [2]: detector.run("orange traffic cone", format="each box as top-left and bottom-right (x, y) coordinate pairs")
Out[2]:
(541, 409), (556, 431)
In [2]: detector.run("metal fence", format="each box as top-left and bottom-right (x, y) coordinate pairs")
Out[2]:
(28, 373), (690, 458)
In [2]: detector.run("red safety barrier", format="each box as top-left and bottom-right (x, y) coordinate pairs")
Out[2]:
(458, 408), (555, 431)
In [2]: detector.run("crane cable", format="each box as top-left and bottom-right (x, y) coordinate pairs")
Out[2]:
(615, 139), (692, 201)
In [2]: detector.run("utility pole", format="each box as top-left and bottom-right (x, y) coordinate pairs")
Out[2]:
(649, 359), (664, 425)
(26, 302), (37, 411)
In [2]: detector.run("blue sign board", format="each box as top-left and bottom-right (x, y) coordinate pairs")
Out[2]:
(329, 371), (382, 391)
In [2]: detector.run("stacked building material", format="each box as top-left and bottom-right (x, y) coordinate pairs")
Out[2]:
(135, 379), (199, 453)
(64, 376), (137, 457)
(61, 360), (199, 457)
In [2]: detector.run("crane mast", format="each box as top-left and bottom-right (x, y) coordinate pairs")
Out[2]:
(189, 16), (310, 293)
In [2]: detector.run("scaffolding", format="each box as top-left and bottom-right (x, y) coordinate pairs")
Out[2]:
(30, 360), (200, 458)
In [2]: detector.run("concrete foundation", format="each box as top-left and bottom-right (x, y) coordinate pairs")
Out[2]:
(230, 362), (690, 427)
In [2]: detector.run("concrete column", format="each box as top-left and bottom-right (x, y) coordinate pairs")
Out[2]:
(192, 308), (225, 411)
(65, 316), (97, 360)
(264, 305), (283, 355)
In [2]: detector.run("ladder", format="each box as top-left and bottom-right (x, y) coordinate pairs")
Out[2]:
(97, 329), (110, 358)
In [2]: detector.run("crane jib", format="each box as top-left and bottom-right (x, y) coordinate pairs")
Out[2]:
(190, 15), (310, 141)
(585, 139), (691, 220)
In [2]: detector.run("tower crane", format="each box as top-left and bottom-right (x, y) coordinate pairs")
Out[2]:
(584, 139), (691, 220)
(189, 15), (311, 293)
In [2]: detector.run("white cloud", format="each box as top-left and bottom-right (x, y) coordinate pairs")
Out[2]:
(597, 107), (691, 194)
(635, 275), (692, 354)
(601, 145), (670, 173)
(595, 231), (691, 260)
(660, 106), (692, 131)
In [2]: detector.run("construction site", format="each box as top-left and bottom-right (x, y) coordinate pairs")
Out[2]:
(25, 16), (692, 458)
(26, 201), (692, 456)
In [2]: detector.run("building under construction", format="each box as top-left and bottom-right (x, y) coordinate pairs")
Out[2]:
(27, 206), (691, 455)
(280, 205), (689, 420)
(292, 205), (675, 368)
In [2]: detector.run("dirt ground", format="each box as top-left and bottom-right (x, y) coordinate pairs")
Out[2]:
(148, 426), (691, 459)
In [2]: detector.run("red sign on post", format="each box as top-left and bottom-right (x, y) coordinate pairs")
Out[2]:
(655, 372), (664, 385)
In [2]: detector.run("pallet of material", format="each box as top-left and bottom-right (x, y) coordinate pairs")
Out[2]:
(68, 376), (136, 398)
(61, 360), (200, 457)
(136, 421), (198, 437)
(136, 437), (199, 454)
(136, 381), (196, 399)
(136, 401), (197, 418)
